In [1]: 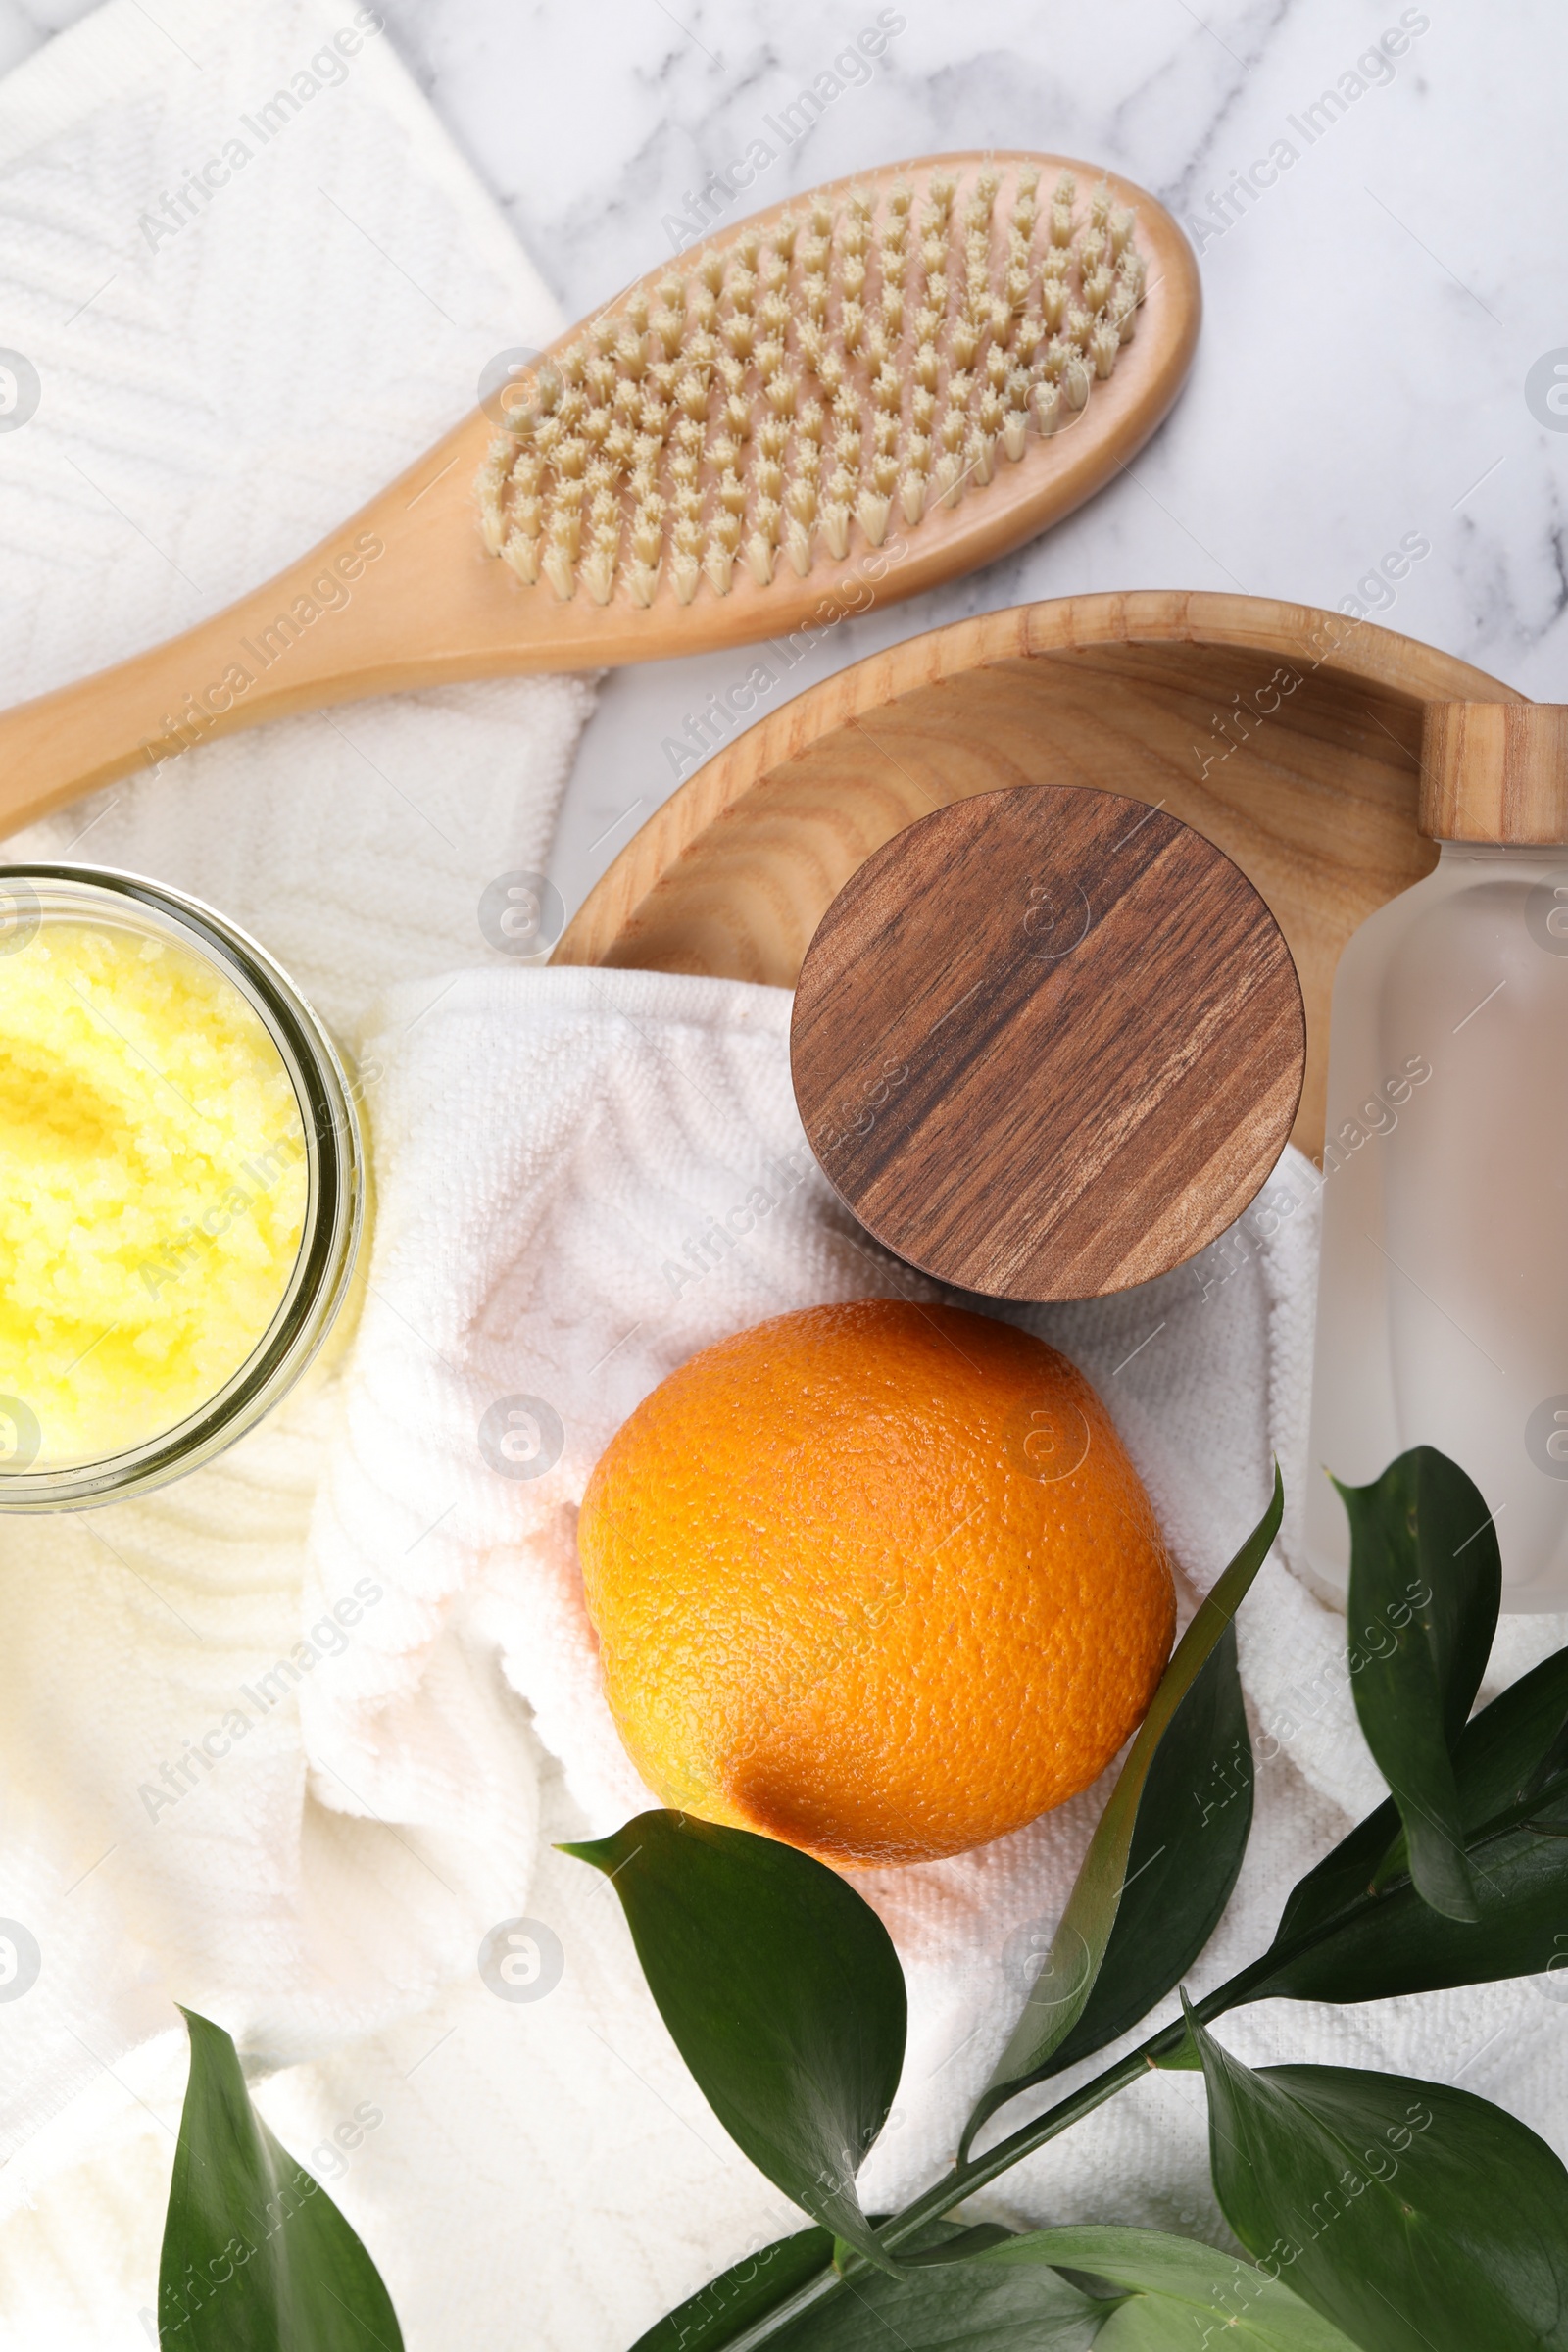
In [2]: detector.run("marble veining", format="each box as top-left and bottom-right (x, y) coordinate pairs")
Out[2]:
(7, 0), (1568, 923)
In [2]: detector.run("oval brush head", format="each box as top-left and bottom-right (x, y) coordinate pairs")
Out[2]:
(0, 153), (1198, 836)
(476, 152), (1199, 617)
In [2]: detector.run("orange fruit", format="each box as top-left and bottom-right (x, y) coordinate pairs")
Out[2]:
(578, 1298), (1175, 1868)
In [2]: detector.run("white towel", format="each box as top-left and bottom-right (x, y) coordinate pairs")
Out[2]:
(3, 9), (1567, 2350)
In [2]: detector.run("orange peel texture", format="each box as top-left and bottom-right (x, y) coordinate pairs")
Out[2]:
(578, 1298), (1175, 1869)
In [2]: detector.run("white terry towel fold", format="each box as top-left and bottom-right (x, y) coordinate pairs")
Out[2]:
(253, 964), (1568, 2342)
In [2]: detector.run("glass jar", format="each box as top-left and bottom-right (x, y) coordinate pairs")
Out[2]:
(0, 864), (365, 1510)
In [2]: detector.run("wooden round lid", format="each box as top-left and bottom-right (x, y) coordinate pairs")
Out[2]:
(790, 785), (1306, 1301)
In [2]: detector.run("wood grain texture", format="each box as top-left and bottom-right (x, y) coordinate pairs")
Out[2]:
(553, 591), (1520, 1160)
(791, 786), (1305, 1298)
(0, 151), (1198, 837)
(1420, 700), (1568, 842)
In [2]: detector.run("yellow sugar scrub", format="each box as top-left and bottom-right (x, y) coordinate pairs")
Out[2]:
(0, 868), (365, 1508)
(0, 922), (307, 1462)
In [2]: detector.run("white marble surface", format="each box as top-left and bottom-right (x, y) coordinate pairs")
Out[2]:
(8, 0), (1568, 925)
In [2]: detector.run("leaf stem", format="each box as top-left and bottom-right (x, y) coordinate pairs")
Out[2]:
(705, 1951), (1288, 2352)
(702, 1821), (1391, 2352)
(881, 1966), (1274, 2238)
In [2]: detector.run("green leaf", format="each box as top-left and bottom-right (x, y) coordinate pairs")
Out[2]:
(1280, 1640), (1568, 1951)
(1244, 1777), (1568, 2005)
(1042, 1625), (1253, 2082)
(1374, 1635), (1568, 1886)
(158, 2008), (403, 2351)
(1255, 1641), (1568, 2005)
(900, 2225), (1022, 2268)
(768, 2232), (1105, 2350)
(1446, 1639), (1568, 1818)
(627, 2225), (836, 2352)
(1335, 1446), (1499, 1921)
(1270, 1798), (1399, 1949)
(562, 1812), (906, 2275)
(633, 2224), (1102, 2352)
(1187, 2004), (1568, 2352)
(1523, 1688), (1568, 1799)
(960, 1470), (1281, 2157)
(985, 2227), (1361, 2349)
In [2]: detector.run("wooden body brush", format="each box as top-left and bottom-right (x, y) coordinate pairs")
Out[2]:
(0, 152), (1199, 834)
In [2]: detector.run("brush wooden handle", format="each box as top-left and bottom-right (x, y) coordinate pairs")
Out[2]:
(0, 410), (602, 829)
(0, 153), (1200, 836)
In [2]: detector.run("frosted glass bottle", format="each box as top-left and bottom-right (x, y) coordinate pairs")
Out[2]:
(1304, 703), (1568, 1612)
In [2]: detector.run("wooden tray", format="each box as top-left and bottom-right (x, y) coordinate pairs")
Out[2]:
(551, 591), (1517, 1158)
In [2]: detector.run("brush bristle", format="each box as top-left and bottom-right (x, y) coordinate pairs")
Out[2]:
(477, 163), (1145, 603)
